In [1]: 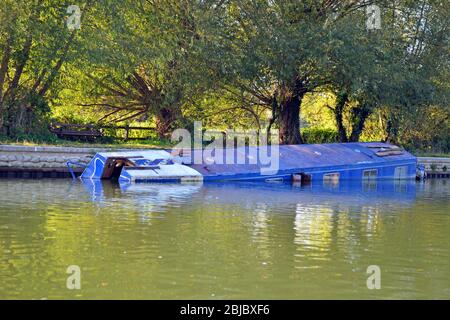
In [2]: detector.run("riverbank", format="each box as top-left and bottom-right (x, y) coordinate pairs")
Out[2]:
(0, 139), (173, 178)
(0, 145), (98, 178)
(1, 144), (449, 179)
(417, 157), (450, 178)
(0, 144), (163, 178)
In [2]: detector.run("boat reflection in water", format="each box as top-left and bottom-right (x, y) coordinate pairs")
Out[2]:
(81, 178), (417, 262)
(81, 179), (203, 219)
(81, 178), (417, 213)
(75, 178), (428, 299)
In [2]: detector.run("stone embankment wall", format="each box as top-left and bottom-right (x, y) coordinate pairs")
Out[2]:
(417, 157), (450, 178)
(0, 145), (100, 178)
(417, 157), (450, 173)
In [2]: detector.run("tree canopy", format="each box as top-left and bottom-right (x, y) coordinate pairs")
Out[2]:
(0, 0), (449, 152)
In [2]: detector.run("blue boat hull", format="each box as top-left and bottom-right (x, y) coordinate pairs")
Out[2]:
(79, 142), (418, 185)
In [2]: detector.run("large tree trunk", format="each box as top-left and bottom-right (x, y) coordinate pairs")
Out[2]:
(278, 80), (307, 145)
(38, 32), (76, 97)
(6, 32), (33, 104)
(278, 95), (303, 144)
(0, 33), (13, 130)
(349, 105), (371, 142)
(334, 91), (349, 142)
(155, 107), (177, 139)
(385, 111), (400, 143)
(0, 33), (13, 103)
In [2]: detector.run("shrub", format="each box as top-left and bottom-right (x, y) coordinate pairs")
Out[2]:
(301, 128), (339, 144)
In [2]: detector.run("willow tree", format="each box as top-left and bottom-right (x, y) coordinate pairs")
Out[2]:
(65, 0), (208, 139)
(322, 9), (410, 143)
(0, 0), (87, 137)
(192, 1), (382, 144)
(382, 0), (450, 144)
(287, 0), (447, 143)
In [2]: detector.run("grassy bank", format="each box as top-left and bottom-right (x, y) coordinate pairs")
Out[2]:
(0, 137), (174, 150)
(415, 152), (450, 158)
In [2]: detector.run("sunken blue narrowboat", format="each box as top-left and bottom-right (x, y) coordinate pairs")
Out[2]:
(79, 142), (418, 184)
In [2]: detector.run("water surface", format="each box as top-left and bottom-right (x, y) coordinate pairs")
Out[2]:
(0, 179), (449, 299)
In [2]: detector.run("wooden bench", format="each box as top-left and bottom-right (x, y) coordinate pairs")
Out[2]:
(49, 123), (157, 141)
(49, 123), (103, 141)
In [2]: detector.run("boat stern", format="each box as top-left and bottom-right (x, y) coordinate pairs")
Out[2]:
(80, 150), (203, 183)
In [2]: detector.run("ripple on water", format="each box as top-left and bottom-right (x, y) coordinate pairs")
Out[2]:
(0, 179), (449, 299)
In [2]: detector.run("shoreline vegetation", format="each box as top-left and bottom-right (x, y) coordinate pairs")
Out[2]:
(0, 137), (449, 159)
(0, 137), (173, 150)
(0, 2), (448, 156)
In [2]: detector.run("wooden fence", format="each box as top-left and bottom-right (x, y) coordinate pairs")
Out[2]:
(49, 123), (156, 141)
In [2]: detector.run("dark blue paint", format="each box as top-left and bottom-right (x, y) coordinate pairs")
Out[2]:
(81, 142), (417, 184)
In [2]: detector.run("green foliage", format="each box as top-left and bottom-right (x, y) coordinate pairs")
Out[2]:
(0, 0), (90, 138)
(398, 105), (450, 153)
(0, 1), (448, 152)
(301, 128), (339, 144)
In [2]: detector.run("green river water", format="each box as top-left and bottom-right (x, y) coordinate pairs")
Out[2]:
(0, 179), (449, 299)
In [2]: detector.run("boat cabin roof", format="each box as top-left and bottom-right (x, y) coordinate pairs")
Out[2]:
(188, 142), (416, 175)
(93, 142), (416, 177)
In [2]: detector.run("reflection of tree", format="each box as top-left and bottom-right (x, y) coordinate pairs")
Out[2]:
(1, 180), (448, 299)
(294, 204), (333, 249)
